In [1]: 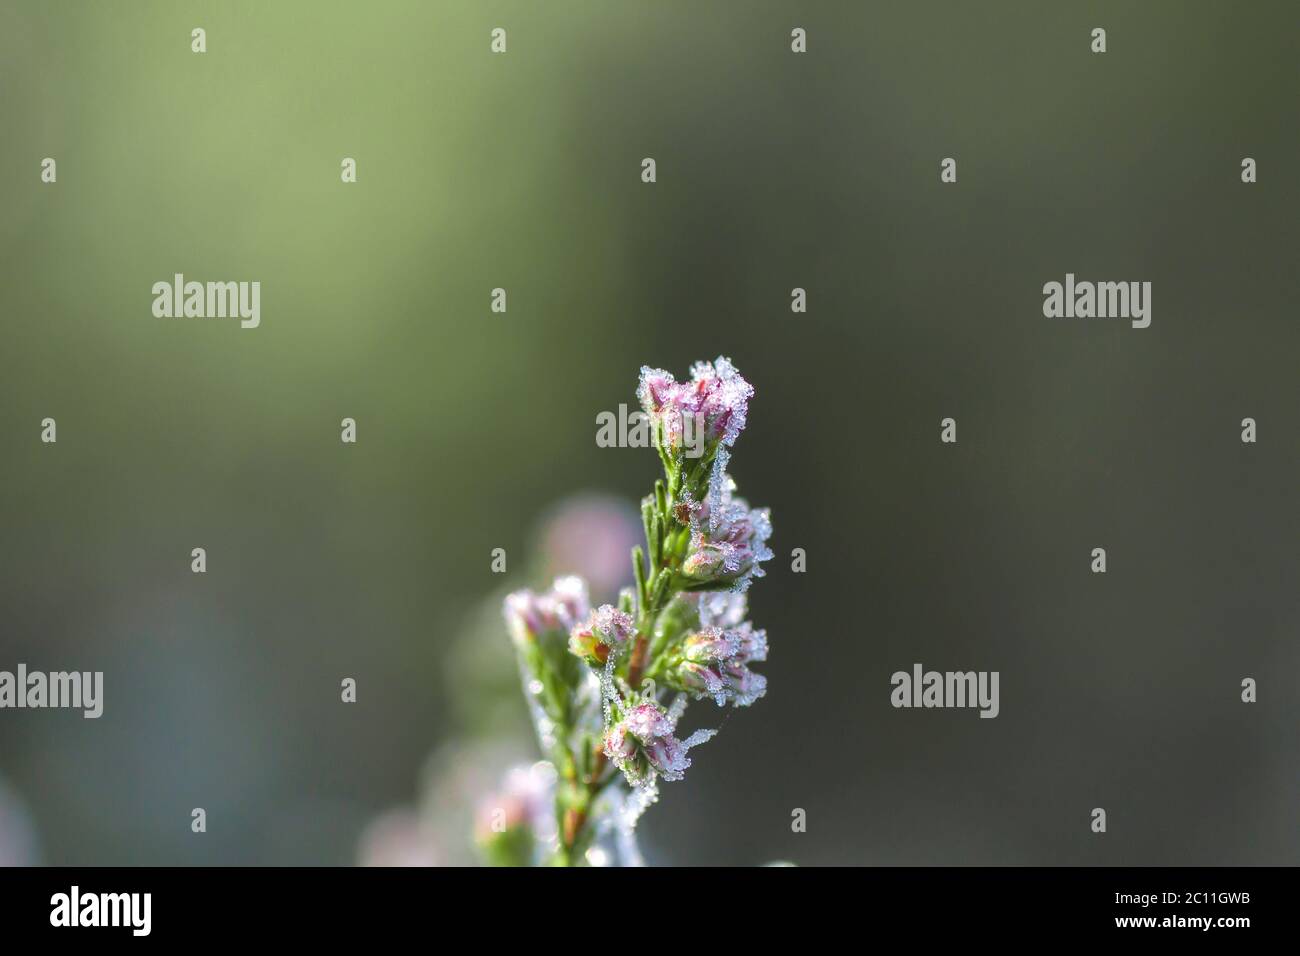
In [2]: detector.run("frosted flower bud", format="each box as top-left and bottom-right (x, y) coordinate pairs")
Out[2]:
(567, 627), (605, 664)
(605, 701), (717, 785)
(680, 545), (727, 580)
(602, 723), (637, 765)
(623, 701), (671, 741)
(645, 735), (691, 780)
(592, 605), (635, 644)
(636, 368), (678, 414)
(685, 356), (753, 447)
(682, 627), (737, 663)
(679, 661), (728, 700)
(675, 621), (768, 705)
(567, 604), (635, 665)
(681, 481), (773, 592)
(637, 357), (753, 458)
(602, 719), (655, 786)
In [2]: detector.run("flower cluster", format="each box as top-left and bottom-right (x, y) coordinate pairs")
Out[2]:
(636, 356), (754, 455)
(674, 612), (769, 706)
(499, 356), (772, 866)
(602, 699), (715, 785)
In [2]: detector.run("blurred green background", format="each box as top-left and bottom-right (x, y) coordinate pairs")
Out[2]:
(0, 1), (1296, 865)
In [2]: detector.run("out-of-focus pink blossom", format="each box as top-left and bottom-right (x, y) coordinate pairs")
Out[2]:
(357, 810), (441, 867)
(473, 763), (554, 843)
(537, 495), (641, 598)
(504, 576), (590, 646)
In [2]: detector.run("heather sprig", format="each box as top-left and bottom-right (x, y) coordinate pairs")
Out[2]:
(499, 357), (772, 865)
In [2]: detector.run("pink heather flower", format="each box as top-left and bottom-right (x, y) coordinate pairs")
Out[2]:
(602, 723), (638, 765)
(682, 626), (738, 663)
(567, 628), (603, 663)
(504, 576), (590, 647)
(473, 763), (554, 843)
(679, 662), (728, 699)
(603, 700), (712, 785)
(645, 735), (691, 779)
(623, 701), (671, 741)
(636, 368), (678, 414)
(680, 479), (773, 592)
(567, 604), (636, 664)
(676, 621), (768, 705)
(637, 356), (754, 455)
(592, 605), (636, 644)
(685, 356), (754, 446)
(681, 546), (727, 579)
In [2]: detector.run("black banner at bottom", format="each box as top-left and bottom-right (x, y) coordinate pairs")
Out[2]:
(0, 866), (1285, 941)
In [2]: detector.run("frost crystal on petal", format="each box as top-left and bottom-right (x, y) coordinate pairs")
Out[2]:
(637, 357), (754, 461)
(687, 356), (753, 447)
(696, 590), (748, 628)
(637, 366), (678, 414)
(591, 605), (636, 644)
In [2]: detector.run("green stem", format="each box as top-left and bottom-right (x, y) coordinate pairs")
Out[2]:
(553, 443), (695, 864)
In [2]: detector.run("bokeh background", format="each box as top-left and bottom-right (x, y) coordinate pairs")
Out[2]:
(1, 1), (1296, 865)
